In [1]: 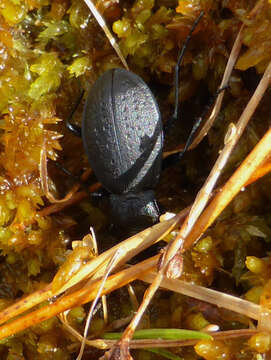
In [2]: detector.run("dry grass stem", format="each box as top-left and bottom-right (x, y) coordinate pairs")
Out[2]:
(55, 210), (186, 295)
(83, 0), (128, 70)
(0, 284), (51, 326)
(77, 248), (123, 360)
(0, 210), (187, 331)
(183, 108), (271, 251)
(140, 271), (260, 320)
(0, 256), (159, 340)
(189, 25), (244, 150)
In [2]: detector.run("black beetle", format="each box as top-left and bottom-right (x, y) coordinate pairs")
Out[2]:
(67, 12), (208, 231)
(82, 68), (163, 230)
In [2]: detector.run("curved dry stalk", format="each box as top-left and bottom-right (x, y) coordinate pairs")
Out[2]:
(38, 182), (102, 217)
(83, 0), (128, 70)
(40, 146), (80, 203)
(107, 61), (271, 359)
(39, 191), (88, 216)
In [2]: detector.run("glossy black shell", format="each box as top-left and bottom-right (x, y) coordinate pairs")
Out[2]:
(82, 68), (163, 194)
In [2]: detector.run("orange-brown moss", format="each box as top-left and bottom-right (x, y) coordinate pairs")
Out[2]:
(0, 0), (271, 358)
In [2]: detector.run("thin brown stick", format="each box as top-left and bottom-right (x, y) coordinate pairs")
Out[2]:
(188, 25), (244, 150)
(77, 248), (123, 360)
(140, 271), (260, 320)
(0, 284), (52, 326)
(83, 0), (129, 70)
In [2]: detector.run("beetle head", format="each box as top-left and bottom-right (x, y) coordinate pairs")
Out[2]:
(109, 190), (160, 232)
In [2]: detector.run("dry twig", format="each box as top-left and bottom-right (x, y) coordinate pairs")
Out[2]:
(83, 0), (128, 70)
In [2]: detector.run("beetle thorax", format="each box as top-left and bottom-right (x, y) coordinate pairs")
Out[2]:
(109, 190), (160, 231)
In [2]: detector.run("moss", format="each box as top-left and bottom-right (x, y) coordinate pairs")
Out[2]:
(0, 0), (271, 358)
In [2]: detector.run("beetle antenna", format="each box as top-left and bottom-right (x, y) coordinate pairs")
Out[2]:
(165, 11), (204, 133)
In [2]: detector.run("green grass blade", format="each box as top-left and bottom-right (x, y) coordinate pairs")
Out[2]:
(103, 328), (212, 341)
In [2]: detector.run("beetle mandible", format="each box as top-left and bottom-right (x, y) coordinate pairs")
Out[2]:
(68, 12), (205, 231)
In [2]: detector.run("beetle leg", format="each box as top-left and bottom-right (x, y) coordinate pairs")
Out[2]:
(66, 90), (84, 137)
(90, 189), (108, 198)
(54, 161), (81, 180)
(66, 122), (82, 137)
(53, 161), (96, 194)
(162, 85), (229, 169)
